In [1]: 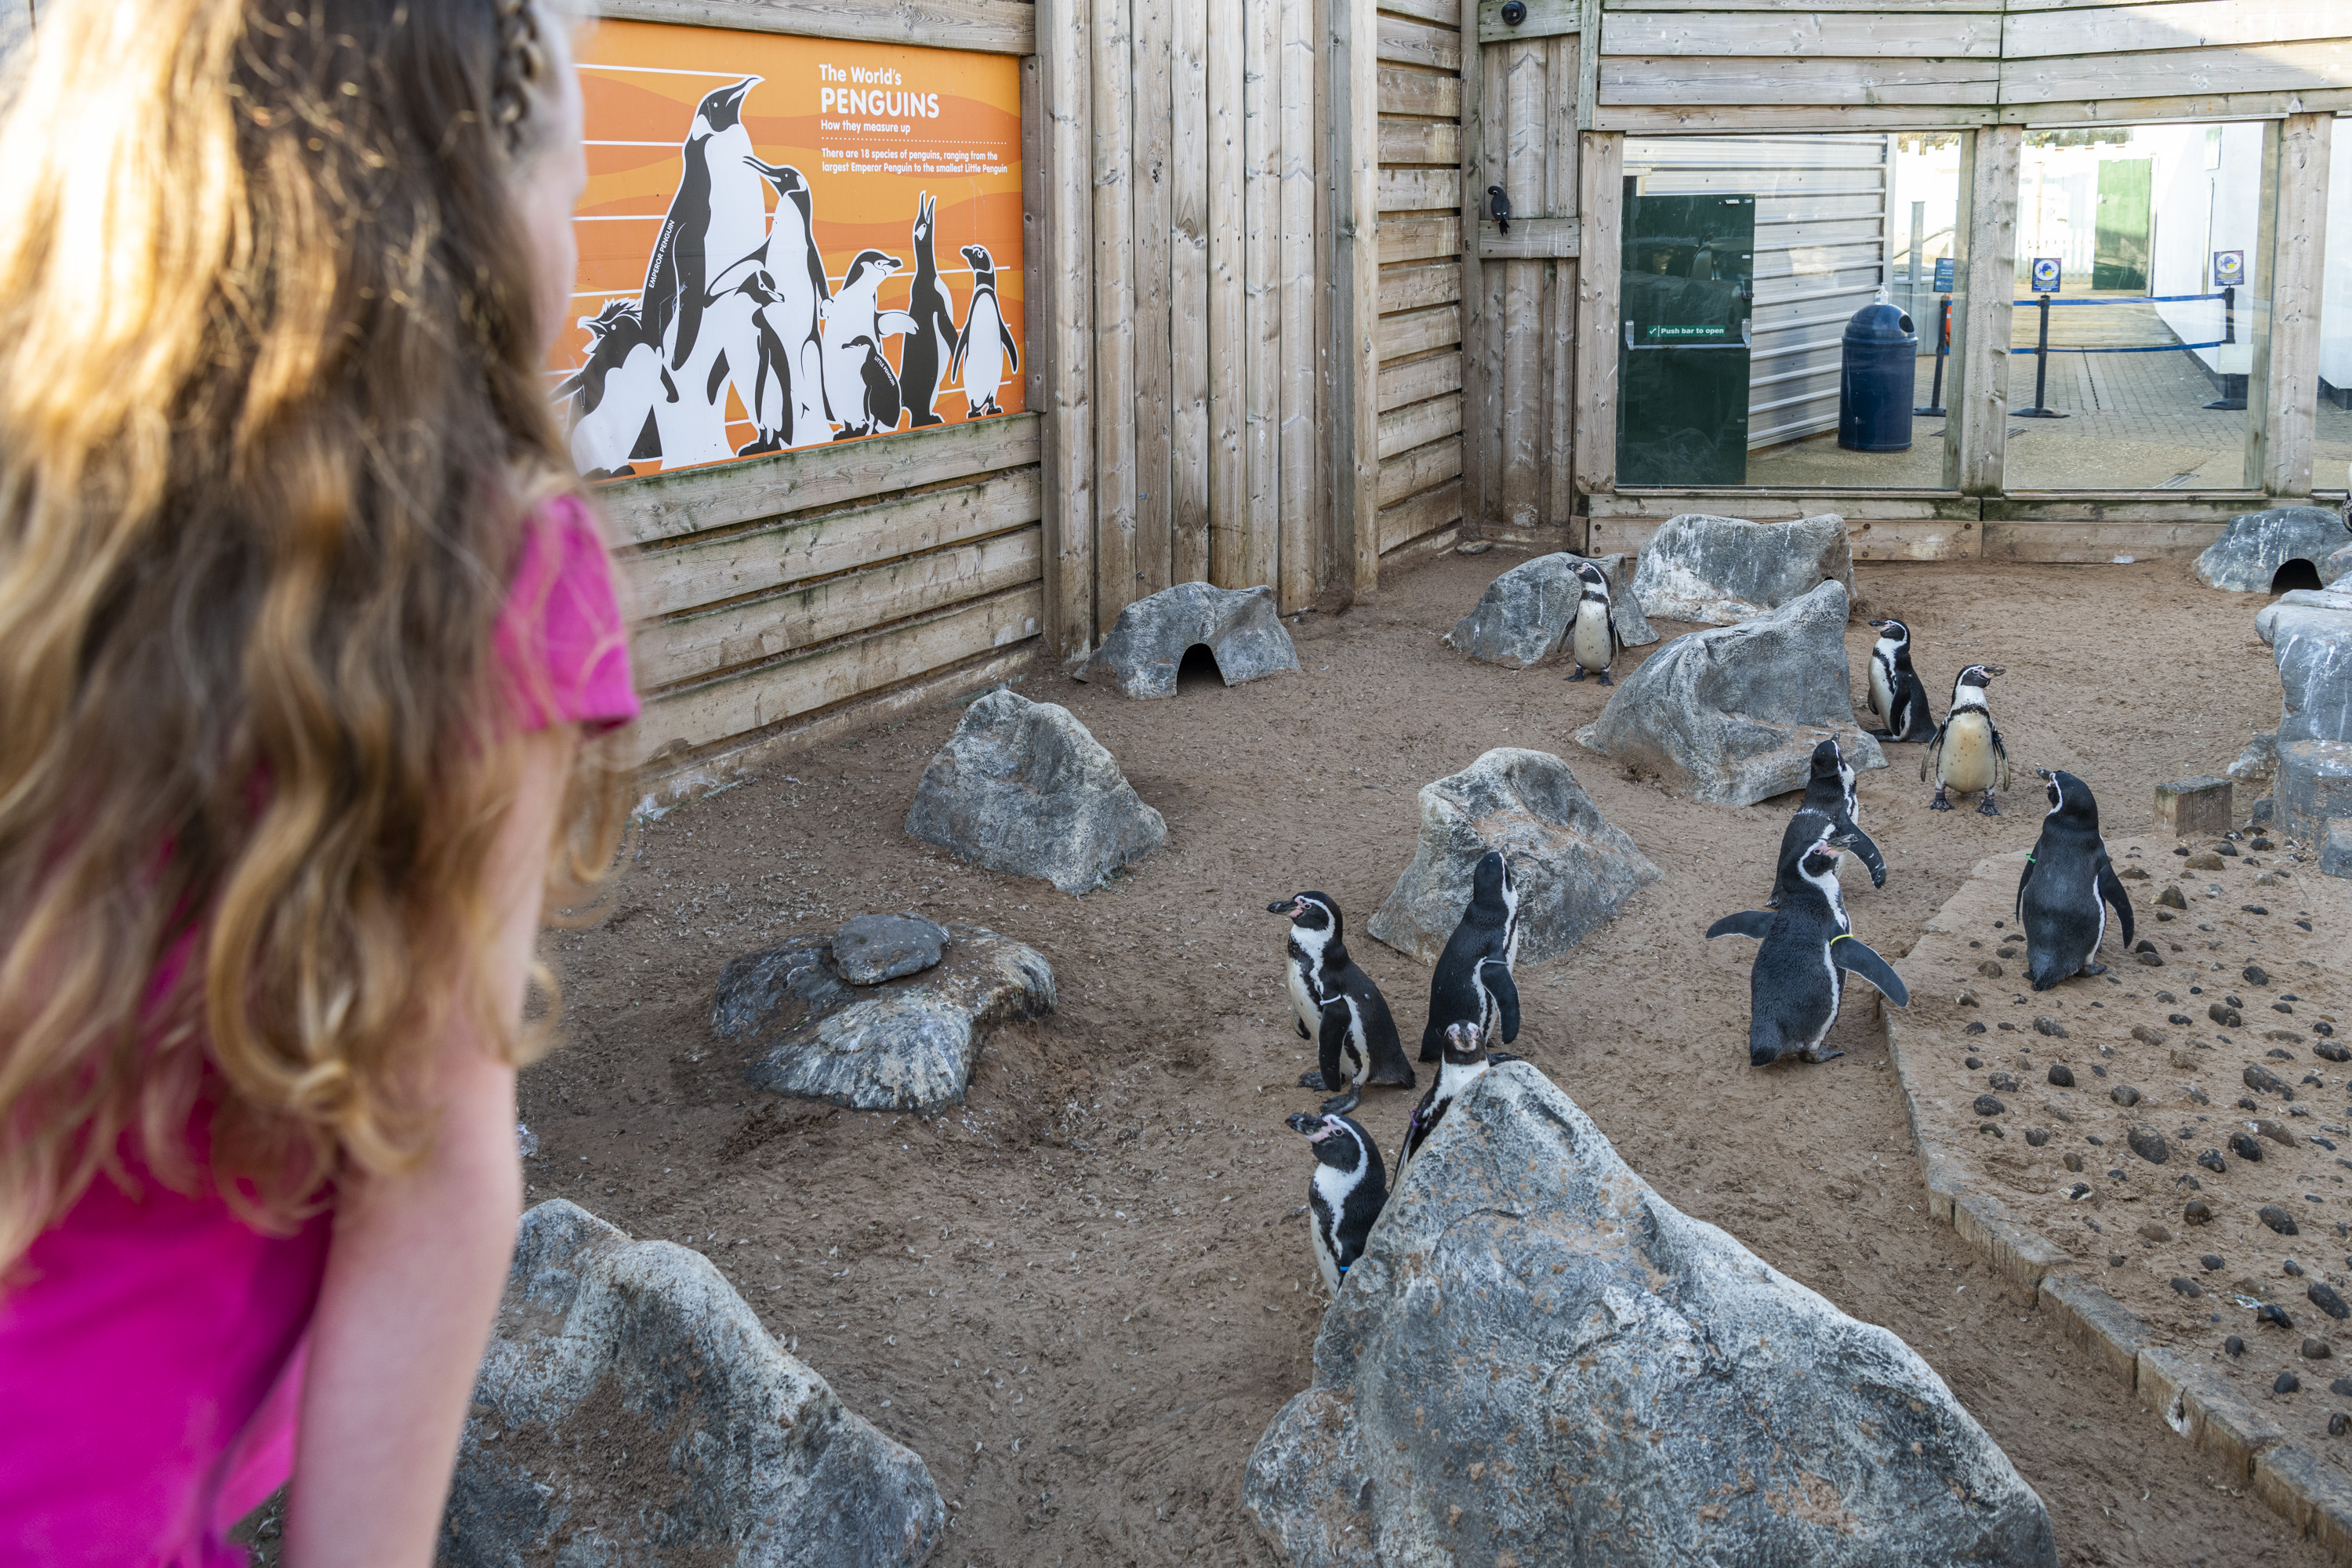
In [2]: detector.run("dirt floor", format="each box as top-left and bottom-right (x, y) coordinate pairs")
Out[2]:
(525, 550), (2336, 1566)
(1901, 833), (2352, 1477)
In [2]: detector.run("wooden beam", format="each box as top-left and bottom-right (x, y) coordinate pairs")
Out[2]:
(1571, 129), (1620, 506)
(2248, 112), (2330, 498)
(1244, 0), (1280, 591)
(1474, 0), (1579, 42)
(2003, 0), (2352, 58)
(1207, 0), (1245, 585)
(2009, 84), (2352, 126)
(1380, 261), (1464, 314)
(1595, 103), (1998, 130)
(1601, 55), (2002, 107)
(1093, 0), (1138, 630)
(1617, 0), (1998, 9)
(1543, 33), (1578, 534)
(1459, 16), (1487, 535)
(1378, 63), (1465, 117)
(593, 0), (1036, 54)
(1378, 391), (1464, 459)
(1279, 0), (1318, 609)
(1474, 216), (1581, 258)
(1377, 301), (1465, 359)
(1601, 9), (1998, 56)
(1497, 36), (1546, 531)
(1378, 434), (1465, 506)
(1171, 0), (1212, 584)
(1377, 14), (1464, 68)
(2000, 38), (2352, 105)
(1377, 350), (1465, 411)
(1378, 118), (1465, 165)
(1380, 212), (1463, 263)
(1038, 0), (1096, 656)
(1133, 0), (1175, 598)
(1378, 477), (1466, 550)
(1945, 123), (2017, 497)
(1334, 0), (1381, 595)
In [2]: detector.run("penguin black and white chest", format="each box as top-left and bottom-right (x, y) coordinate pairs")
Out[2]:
(952, 245), (1020, 417)
(1864, 618), (1936, 743)
(1284, 1111), (1388, 1294)
(1709, 829), (1909, 1067)
(1566, 561), (1621, 685)
(1269, 891), (1414, 1114)
(641, 78), (764, 373)
(2017, 768), (2135, 992)
(1922, 663), (2010, 814)
(1397, 1021), (1495, 1185)
(1419, 850), (1521, 1062)
(1769, 737), (1884, 904)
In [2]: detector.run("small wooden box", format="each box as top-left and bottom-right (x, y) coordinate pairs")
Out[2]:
(2154, 775), (2233, 840)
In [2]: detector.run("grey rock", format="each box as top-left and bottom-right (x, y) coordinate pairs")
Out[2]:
(1444, 553), (1657, 668)
(905, 690), (1164, 892)
(2325, 821), (2352, 880)
(2193, 506), (2352, 592)
(1365, 747), (1661, 966)
(830, 913), (949, 985)
(441, 1200), (942, 1568)
(2281, 742), (2352, 855)
(1576, 581), (1887, 806)
(1073, 581), (1298, 698)
(1243, 1064), (2056, 1567)
(1628, 511), (1857, 625)
(2127, 1125), (2169, 1163)
(2323, 543), (2352, 587)
(2231, 730), (2279, 789)
(713, 924), (1054, 1113)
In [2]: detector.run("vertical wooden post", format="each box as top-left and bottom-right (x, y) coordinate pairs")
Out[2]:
(1094, 0), (1138, 630)
(1946, 123), (2019, 496)
(1132, 0), (1175, 595)
(1541, 34), (1578, 536)
(1207, 0), (1246, 586)
(1171, 0), (1212, 583)
(1037, 0), (1095, 659)
(2247, 113), (2330, 498)
(1244, 0), (1280, 591)
(1277, 0), (1317, 610)
(1457, 13), (1486, 535)
(1497, 40), (1545, 532)
(1571, 129), (1621, 510)
(1327, 0), (1378, 596)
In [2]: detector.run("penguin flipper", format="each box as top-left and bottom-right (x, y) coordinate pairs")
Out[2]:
(1831, 934), (1908, 1007)
(1484, 959), (1520, 1044)
(2014, 853), (2036, 921)
(1991, 725), (2011, 794)
(877, 310), (919, 336)
(1316, 1003), (1355, 1094)
(1706, 910), (1774, 940)
(2096, 856), (2136, 949)
(1847, 823), (1888, 889)
(1920, 727), (1945, 783)
(1000, 318), (1020, 374)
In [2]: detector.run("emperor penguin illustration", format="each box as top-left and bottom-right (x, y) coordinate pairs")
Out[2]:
(558, 299), (669, 479)
(746, 158), (832, 446)
(951, 243), (1019, 417)
(899, 194), (960, 428)
(639, 77), (764, 376)
(822, 250), (916, 438)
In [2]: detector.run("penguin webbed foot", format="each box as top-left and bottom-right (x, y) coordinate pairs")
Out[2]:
(1929, 789), (1954, 811)
(2081, 961), (2108, 977)
(1800, 1046), (1846, 1065)
(1318, 1089), (1363, 1116)
(1596, 670), (1613, 687)
(1978, 793), (2002, 816)
(1566, 667), (1584, 683)
(1298, 1068), (1334, 1090)
(1865, 728), (1895, 741)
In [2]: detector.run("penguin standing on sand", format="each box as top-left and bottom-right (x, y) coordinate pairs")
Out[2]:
(1767, 736), (1884, 906)
(1564, 561), (1621, 685)
(822, 251), (916, 438)
(1864, 619), (1936, 742)
(952, 243), (1020, 416)
(1396, 1021), (1496, 1185)
(1283, 1111), (1388, 1294)
(1708, 827), (1909, 1067)
(1922, 664), (2010, 814)
(745, 158), (833, 446)
(1270, 892), (1415, 1115)
(899, 194), (959, 428)
(1419, 850), (1519, 1063)
(641, 78), (765, 377)
(2017, 768), (2135, 991)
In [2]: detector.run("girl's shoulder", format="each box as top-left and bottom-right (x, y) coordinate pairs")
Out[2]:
(493, 492), (640, 735)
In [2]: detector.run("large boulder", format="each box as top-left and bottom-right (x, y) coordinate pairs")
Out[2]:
(1073, 581), (1299, 698)
(713, 923), (1053, 1113)
(1577, 580), (1886, 806)
(1367, 748), (1659, 965)
(1243, 1064), (2056, 1567)
(906, 690), (1164, 892)
(1445, 553), (1657, 668)
(2193, 505), (2352, 592)
(441, 1200), (944, 1568)
(1629, 511), (1856, 625)
(2252, 588), (2352, 844)
(2321, 543), (2352, 588)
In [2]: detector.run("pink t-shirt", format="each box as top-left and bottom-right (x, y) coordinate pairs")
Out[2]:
(0, 496), (638, 1567)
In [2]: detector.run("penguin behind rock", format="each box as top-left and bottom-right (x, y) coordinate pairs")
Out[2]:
(1283, 1111), (1388, 1294)
(1396, 1021), (1496, 1186)
(2018, 768), (2135, 992)
(1565, 560), (1621, 685)
(1270, 892), (1416, 1114)
(899, 193), (959, 428)
(1922, 663), (2010, 815)
(1418, 849), (1519, 1063)
(1864, 618), (1936, 742)
(845, 334), (902, 436)
(951, 244), (1020, 417)
(1768, 736), (1884, 906)
(1708, 827), (1909, 1067)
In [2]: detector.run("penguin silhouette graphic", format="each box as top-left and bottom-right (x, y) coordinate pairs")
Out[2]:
(558, 299), (666, 479)
(1283, 1111), (1388, 1294)
(951, 243), (1019, 417)
(746, 158), (832, 446)
(1708, 826), (1908, 1067)
(640, 78), (764, 378)
(1864, 618), (1937, 742)
(822, 250), (915, 438)
(844, 335), (902, 437)
(899, 194), (960, 428)
(2016, 768), (2134, 991)
(724, 270), (800, 457)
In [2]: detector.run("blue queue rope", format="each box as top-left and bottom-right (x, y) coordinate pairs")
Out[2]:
(2009, 286), (2239, 416)
(2009, 292), (2229, 306)
(2009, 341), (2227, 354)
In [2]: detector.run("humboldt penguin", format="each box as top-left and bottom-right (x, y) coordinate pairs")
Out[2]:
(1396, 1021), (1494, 1186)
(1921, 664), (2010, 814)
(1418, 850), (1519, 1063)
(952, 243), (1020, 416)
(1283, 1111), (1388, 1294)
(1270, 891), (1415, 1115)
(1864, 618), (1936, 742)
(1708, 826), (1909, 1067)
(1767, 736), (1884, 906)
(1565, 560), (1621, 684)
(899, 194), (960, 427)
(2017, 768), (2135, 991)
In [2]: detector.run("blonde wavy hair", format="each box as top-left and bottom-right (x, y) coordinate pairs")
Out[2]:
(0, 0), (629, 1276)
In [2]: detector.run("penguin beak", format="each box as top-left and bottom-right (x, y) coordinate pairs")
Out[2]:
(1982, 665), (2006, 678)
(1285, 1112), (1330, 1139)
(1867, 619), (1888, 630)
(1267, 898), (1300, 917)
(2035, 768), (2055, 782)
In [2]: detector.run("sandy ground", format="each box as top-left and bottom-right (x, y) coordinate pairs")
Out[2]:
(523, 550), (2334, 1566)
(1902, 833), (2352, 1476)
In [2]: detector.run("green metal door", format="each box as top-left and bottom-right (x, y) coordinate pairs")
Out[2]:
(2092, 158), (2151, 292)
(1617, 183), (1756, 486)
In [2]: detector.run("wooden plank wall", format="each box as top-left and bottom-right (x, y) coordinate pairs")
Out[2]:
(1374, 0), (1470, 561)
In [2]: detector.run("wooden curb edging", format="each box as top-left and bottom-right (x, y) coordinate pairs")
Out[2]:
(1882, 880), (2352, 1563)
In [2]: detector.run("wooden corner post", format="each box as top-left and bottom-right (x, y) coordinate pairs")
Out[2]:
(1039, 0), (1098, 659)
(1946, 123), (2020, 496)
(1327, 0), (1379, 597)
(2246, 113), (2332, 498)
(1571, 129), (1621, 515)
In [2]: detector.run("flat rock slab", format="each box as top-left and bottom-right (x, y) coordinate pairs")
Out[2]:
(713, 924), (1054, 1113)
(1073, 581), (1299, 698)
(832, 913), (949, 985)
(1578, 579), (1886, 806)
(442, 1200), (943, 1568)
(1366, 747), (1659, 966)
(2251, 590), (2352, 844)
(2194, 506), (2352, 592)
(1629, 511), (1857, 625)
(906, 689), (1165, 892)
(1243, 1063), (2056, 1567)
(1444, 552), (1657, 668)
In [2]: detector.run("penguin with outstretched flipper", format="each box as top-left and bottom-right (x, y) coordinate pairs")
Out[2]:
(1864, 618), (1936, 742)
(1270, 892), (1414, 1116)
(1766, 737), (1885, 907)
(899, 194), (960, 428)
(1564, 561), (1621, 685)
(1922, 663), (2010, 815)
(1417, 850), (1519, 1064)
(641, 78), (764, 376)
(1283, 1111), (1387, 1294)
(2017, 768), (2135, 992)
(951, 244), (1020, 416)
(1708, 826), (1908, 1068)
(558, 299), (666, 478)
(822, 251), (916, 437)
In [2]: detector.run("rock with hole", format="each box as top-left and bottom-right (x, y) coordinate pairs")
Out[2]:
(1072, 580), (1299, 698)
(2194, 506), (2352, 593)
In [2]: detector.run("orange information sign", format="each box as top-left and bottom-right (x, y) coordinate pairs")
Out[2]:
(556, 20), (1025, 478)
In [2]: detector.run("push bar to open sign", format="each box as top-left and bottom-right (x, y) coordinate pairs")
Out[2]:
(1624, 322), (1751, 350)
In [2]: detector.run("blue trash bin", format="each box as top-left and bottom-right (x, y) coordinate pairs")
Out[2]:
(1838, 300), (1918, 453)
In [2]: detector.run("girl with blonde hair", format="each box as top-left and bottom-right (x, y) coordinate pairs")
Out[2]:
(0, 1), (635, 1561)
